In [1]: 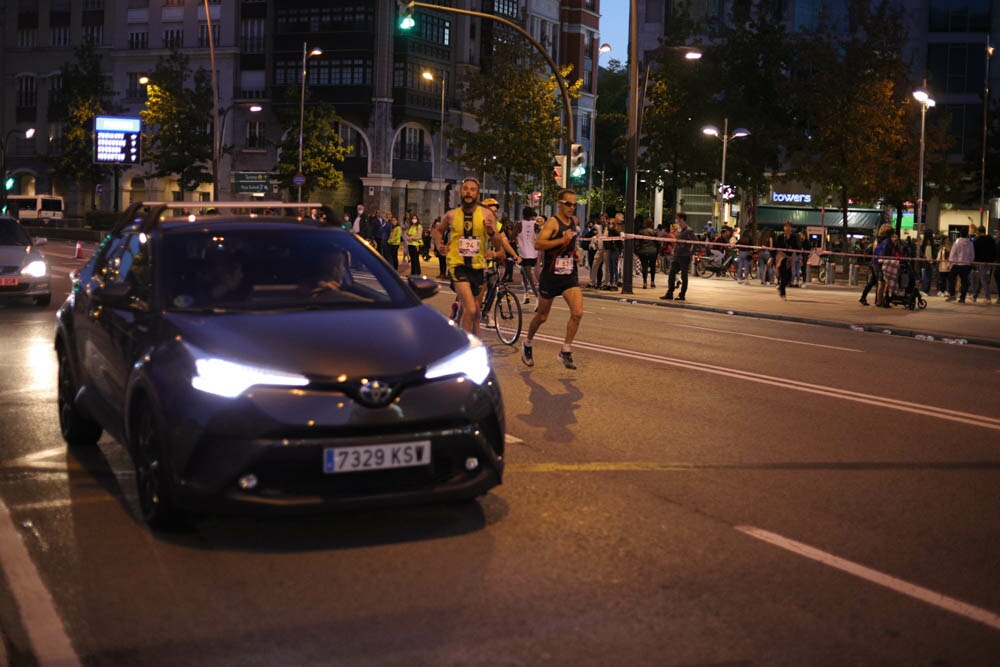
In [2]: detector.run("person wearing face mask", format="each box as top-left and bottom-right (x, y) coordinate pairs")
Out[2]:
(406, 214), (424, 275)
(387, 216), (402, 271)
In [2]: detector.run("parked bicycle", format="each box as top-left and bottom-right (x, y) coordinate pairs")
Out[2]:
(695, 248), (738, 279)
(450, 261), (522, 345)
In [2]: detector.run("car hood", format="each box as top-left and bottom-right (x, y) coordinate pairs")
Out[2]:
(165, 305), (471, 378)
(0, 245), (40, 268)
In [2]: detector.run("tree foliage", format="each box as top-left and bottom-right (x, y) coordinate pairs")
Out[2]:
(50, 43), (114, 209)
(450, 40), (580, 211)
(272, 86), (349, 201)
(139, 51), (214, 196)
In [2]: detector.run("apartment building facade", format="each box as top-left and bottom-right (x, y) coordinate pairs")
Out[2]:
(0, 0), (601, 220)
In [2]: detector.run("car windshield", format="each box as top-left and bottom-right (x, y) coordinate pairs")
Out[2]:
(162, 227), (414, 311)
(0, 218), (32, 246)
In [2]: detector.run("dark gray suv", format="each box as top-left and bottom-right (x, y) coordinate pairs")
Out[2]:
(54, 202), (505, 529)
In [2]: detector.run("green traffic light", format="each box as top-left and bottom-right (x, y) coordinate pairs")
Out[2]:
(400, 15), (415, 29)
(3, 177), (13, 191)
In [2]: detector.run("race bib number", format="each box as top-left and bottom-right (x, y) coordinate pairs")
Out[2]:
(554, 256), (574, 275)
(458, 237), (481, 257)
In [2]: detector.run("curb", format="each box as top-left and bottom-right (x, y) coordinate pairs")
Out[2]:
(581, 289), (1000, 350)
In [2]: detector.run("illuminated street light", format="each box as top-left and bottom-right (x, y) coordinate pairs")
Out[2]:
(702, 118), (750, 226)
(297, 43), (323, 202)
(913, 89), (936, 232)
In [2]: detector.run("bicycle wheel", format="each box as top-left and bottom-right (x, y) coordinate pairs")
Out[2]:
(749, 262), (758, 280)
(493, 287), (522, 345)
(727, 260), (739, 280)
(695, 258), (713, 278)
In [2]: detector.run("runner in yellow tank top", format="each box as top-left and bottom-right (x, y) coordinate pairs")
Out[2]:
(432, 177), (518, 336)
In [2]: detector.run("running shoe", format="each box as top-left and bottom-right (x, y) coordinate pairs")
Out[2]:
(521, 340), (534, 367)
(557, 350), (576, 370)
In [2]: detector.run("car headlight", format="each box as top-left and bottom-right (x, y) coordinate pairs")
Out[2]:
(424, 336), (491, 385)
(21, 260), (47, 278)
(188, 347), (309, 398)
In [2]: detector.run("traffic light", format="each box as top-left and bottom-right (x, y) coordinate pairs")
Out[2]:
(570, 143), (586, 178)
(398, 0), (415, 29)
(3, 176), (13, 192)
(553, 155), (567, 188)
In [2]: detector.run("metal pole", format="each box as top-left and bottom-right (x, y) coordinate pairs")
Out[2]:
(297, 41), (307, 203)
(719, 117), (728, 226)
(204, 0), (219, 201)
(917, 103), (927, 231)
(622, 0), (640, 294)
(980, 39), (993, 229)
(439, 72), (446, 183)
(0, 133), (8, 213)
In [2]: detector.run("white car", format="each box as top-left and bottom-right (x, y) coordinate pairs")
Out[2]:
(0, 215), (51, 307)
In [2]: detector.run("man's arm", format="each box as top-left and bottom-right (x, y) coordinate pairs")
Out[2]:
(433, 212), (452, 255)
(535, 218), (576, 251)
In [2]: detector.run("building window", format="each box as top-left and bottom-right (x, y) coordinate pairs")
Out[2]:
(49, 123), (65, 154)
(163, 0), (184, 5)
(245, 120), (265, 149)
(394, 127), (428, 162)
(929, 0), (990, 32)
(18, 29), (37, 48)
(339, 124), (368, 158)
(48, 74), (63, 110)
(17, 76), (37, 109)
(83, 0), (104, 8)
(82, 24), (103, 45)
(241, 18), (266, 53)
(928, 43), (985, 95)
(128, 31), (148, 49)
(275, 6), (373, 33)
(163, 27), (183, 49)
(50, 25), (70, 46)
(581, 111), (592, 140)
(199, 23), (220, 48)
(493, 0), (518, 19)
(126, 72), (148, 99)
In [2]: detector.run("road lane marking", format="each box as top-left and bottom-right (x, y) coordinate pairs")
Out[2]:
(528, 333), (1000, 432)
(737, 525), (1000, 632)
(0, 496), (82, 666)
(666, 322), (862, 352)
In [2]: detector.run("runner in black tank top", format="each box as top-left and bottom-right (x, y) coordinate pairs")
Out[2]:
(521, 188), (584, 370)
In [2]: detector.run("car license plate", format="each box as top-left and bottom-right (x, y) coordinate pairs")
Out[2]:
(0, 277), (18, 286)
(323, 441), (431, 474)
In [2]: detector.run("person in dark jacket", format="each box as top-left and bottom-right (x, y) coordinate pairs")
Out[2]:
(772, 221), (800, 299)
(659, 212), (695, 301)
(971, 225), (996, 303)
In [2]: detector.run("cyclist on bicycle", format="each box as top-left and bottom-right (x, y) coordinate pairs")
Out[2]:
(708, 226), (732, 267)
(433, 179), (518, 336)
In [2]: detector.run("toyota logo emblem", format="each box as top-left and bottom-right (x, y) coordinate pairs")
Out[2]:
(358, 379), (394, 406)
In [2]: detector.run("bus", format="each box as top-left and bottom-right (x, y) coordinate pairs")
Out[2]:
(3, 195), (65, 222)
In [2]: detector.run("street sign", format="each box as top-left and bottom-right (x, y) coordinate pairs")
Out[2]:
(293, 173), (306, 186)
(94, 116), (141, 165)
(234, 172), (270, 194)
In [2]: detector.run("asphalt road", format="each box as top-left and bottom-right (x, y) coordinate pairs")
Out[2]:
(1, 241), (998, 665)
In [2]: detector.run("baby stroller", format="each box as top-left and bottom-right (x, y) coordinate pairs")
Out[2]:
(882, 259), (927, 310)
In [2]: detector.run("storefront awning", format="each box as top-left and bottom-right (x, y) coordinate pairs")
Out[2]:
(756, 205), (881, 229)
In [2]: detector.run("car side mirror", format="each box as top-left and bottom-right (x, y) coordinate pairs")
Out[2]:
(407, 275), (439, 300)
(93, 282), (133, 307)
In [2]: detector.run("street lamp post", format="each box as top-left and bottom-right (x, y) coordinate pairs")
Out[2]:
(913, 89), (936, 234)
(622, 1), (700, 294)
(980, 39), (994, 229)
(421, 70), (446, 188)
(702, 118), (750, 227)
(297, 42), (323, 203)
(0, 127), (35, 214)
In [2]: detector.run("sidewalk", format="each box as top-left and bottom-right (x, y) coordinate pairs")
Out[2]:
(575, 266), (1000, 348)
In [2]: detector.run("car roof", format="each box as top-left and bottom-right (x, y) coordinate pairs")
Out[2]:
(115, 201), (338, 235)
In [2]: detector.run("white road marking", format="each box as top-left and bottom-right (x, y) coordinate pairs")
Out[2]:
(529, 333), (1000, 432)
(0, 496), (81, 666)
(504, 433), (524, 444)
(737, 525), (1000, 632)
(667, 322), (862, 352)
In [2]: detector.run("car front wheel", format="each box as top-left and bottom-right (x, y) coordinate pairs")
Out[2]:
(132, 402), (183, 530)
(57, 345), (102, 447)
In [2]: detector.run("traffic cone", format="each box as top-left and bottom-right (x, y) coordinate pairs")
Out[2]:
(74, 241), (83, 259)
